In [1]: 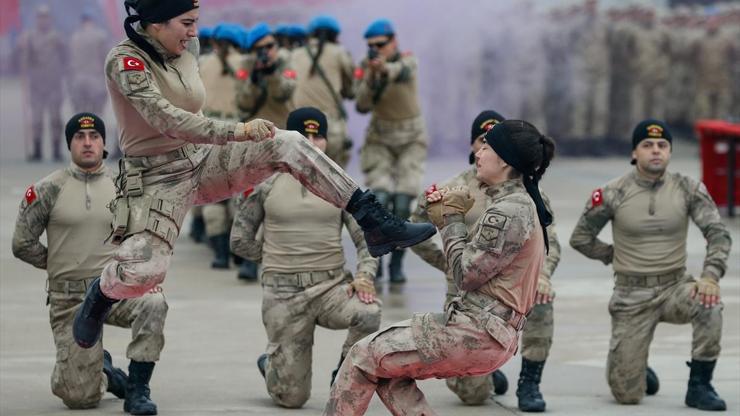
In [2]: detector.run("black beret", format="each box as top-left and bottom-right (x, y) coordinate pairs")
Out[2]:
(469, 110), (506, 164)
(286, 107), (328, 139)
(631, 119), (672, 165)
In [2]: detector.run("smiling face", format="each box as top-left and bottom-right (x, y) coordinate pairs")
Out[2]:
(70, 129), (105, 171)
(148, 9), (199, 56)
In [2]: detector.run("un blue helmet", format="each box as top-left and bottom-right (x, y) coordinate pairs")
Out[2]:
(364, 18), (395, 38)
(246, 22), (273, 50)
(307, 15), (340, 34)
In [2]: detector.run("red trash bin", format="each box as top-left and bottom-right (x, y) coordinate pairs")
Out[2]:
(695, 120), (740, 217)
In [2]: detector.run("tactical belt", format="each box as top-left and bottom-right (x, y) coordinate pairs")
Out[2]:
(124, 143), (200, 170)
(614, 268), (685, 288)
(262, 267), (345, 288)
(46, 277), (97, 294)
(462, 291), (527, 332)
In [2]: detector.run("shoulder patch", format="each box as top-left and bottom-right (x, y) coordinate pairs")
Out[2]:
(591, 188), (603, 207)
(121, 56), (145, 72)
(282, 69), (297, 79)
(424, 184), (438, 197)
(25, 185), (37, 205)
(235, 68), (249, 80)
(475, 211), (510, 254)
(354, 67), (364, 80)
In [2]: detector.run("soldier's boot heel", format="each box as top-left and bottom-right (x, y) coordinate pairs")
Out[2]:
(492, 369), (509, 395)
(124, 361), (157, 415)
(209, 233), (230, 269)
(257, 353), (268, 379)
(73, 277), (117, 348)
(346, 190), (435, 257)
(646, 366), (659, 395)
(685, 360), (726, 411)
(388, 249), (407, 284)
(103, 350), (128, 399)
(517, 358), (546, 412)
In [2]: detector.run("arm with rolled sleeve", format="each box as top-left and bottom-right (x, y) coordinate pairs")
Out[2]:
(688, 181), (731, 280)
(342, 212), (378, 278)
(569, 188), (614, 265)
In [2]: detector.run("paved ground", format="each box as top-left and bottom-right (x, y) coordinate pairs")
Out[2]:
(1, 77), (739, 415)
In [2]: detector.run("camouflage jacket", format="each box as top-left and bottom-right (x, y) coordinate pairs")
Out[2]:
(570, 169), (731, 279)
(355, 51), (421, 120)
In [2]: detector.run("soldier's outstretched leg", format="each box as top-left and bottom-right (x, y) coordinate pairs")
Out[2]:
(73, 278), (118, 348)
(124, 361), (157, 415)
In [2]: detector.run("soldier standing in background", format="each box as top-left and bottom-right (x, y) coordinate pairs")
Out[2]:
(663, 9), (700, 134)
(291, 15), (356, 167)
(411, 111), (562, 412)
(542, 9), (576, 141)
(570, 119), (731, 411)
(632, 7), (669, 123)
(200, 23), (257, 277)
(693, 18), (734, 120)
(231, 108), (381, 407)
(605, 9), (638, 142)
(18, 5), (67, 162)
(69, 12), (109, 117)
(12, 113), (167, 415)
(356, 19), (427, 283)
(236, 23), (296, 128)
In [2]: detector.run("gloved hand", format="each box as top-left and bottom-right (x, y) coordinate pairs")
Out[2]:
(690, 275), (721, 308)
(425, 186), (474, 229)
(235, 119), (275, 142)
(348, 272), (376, 304)
(535, 276), (555, 304)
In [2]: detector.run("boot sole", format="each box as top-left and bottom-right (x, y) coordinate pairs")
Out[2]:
(368, 227), (437, 257)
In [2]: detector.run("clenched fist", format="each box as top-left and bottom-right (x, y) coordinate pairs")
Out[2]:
(425, 186), (474, 229)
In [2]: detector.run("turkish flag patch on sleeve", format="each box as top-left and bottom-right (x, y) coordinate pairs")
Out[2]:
(235, 69), (249, 80)
(282, 69), (297, 79)
(353, 67), (364, 80)
(591, 188), (603, 207)
(25, 185), (37, 205)
(122, 56), (145, 71)
(424, 184), (438, 197)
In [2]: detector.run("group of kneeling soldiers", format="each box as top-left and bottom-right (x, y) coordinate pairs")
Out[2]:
(11, 13), (731, 416)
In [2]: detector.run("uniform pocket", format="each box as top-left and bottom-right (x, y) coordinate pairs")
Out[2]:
(484, 314), (516, 352)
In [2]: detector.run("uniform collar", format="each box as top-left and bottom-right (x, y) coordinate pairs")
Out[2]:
(631, 168), (666, 189)
(68, 162), (107, 180)
(483, 178), (525, 200)
(136, 25), (180, 62)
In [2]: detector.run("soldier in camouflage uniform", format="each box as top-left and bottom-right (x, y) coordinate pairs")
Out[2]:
(411, 111), (561, 412)
(693, 18), (734, 120)
(291, 15), (356, 167)
(18, 5), (67, 162)
(570, 119), (731, 411)
(236, 23), (296, 128)
(325, 120), (555, 416)
(69, 12), (110, 117)
(231, 107), (381, 408)
(72, 0), (434, 355)
(356, 19), (428, 284)
(12, 113), (167, 415)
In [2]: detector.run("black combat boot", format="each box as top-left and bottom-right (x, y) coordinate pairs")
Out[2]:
(685, 360), (726, 411)
(372, 191), (391, 281)
(28, 139), (42, 162)
(346, 189), (435, 257)
(124, 361), (158, 415)
(189, 215), (205, 243)
(103, 350), (128, 399)
(73, 277), (117, 348)
(388, 250), (407, 283)
(517, 358), (546, 412)
(330, 355), (345, 386)
(646, 366), (659, 395)
(209, 233), (230, 269)
(492, 369), (509, 395)
(257, 353), (268, 379)
(237, 259), (258, 281)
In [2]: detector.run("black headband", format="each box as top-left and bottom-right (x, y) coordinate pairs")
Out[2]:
(486, 123), (552, 252)
(124, 0), (199, 69)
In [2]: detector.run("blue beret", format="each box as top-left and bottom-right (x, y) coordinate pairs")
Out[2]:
(288, 24), (308, 38)
(246, 22), (272, 50)
(308, 15), (340, 34)
(213, 23), (244, 46)
(274, 24), (291, 36)
(199, 26), (213, 39)
(364, 19), (394, 38)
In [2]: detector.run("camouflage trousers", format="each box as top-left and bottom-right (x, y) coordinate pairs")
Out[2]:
(607, 271), (722, 404)
(360, 116), (427, 196)
(444, 285), (554, 404)
(261, 270), (381, 408)
(29, 81), (63, 145)
(325, 114), (351, 168)
(100, 130), (358, 299)
(571, 75), (609, 139)
(48, 279), (167, 409)
(324, 300), (520, 416)
(203, 199), (235, 237)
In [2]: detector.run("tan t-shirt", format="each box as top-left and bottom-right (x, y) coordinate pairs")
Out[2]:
(200, 46), (243, 118)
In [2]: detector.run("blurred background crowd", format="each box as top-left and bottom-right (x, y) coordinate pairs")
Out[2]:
(0, 0), (738, 160)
